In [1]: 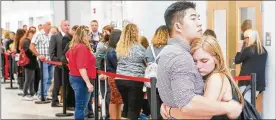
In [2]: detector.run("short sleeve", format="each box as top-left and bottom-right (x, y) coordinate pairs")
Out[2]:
(76, 44), (91, 69)
(145, 46), (154, 63)
(31, 33), (39, 45)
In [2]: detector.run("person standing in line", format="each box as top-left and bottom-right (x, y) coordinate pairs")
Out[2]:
(49, 20), (70, 107)
(66, 25), (95, 120)
(19, 29), (38, 101)
(29, 21), (53, 100)
(115, 23), (146, 120)
(61, 25), (79, 110)
(90, 20), (102, 52)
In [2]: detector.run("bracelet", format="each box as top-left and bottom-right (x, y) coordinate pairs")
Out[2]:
(169, 107), (172, 118)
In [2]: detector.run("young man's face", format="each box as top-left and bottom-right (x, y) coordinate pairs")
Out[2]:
(178, 8), (202, 42)
(90, 22), (98, 33)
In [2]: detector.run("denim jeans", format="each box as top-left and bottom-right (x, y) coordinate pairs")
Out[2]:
(70, 75), (92, 120)
(239, 86), (260, 103)
(37, 62), (53, 97)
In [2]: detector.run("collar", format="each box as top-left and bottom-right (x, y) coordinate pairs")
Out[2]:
(60, 30), (66, 37)
(167, 37), (191, 52)
(41, 29), (50, 36)
(92, 31), (99, 35)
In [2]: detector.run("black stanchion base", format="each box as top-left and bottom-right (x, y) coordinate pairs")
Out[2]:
(35, 100), (51, 104)
(5, 87), (18, 89)
(18, 93), (24, 96)
(55, 113), (74, 117)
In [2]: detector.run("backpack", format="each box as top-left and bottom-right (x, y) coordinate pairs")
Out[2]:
(144, 45), (159, 88)
(18, 49), (30, 66)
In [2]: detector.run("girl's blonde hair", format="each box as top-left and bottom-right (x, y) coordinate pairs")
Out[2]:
(69, 25), (92, 51)
(116, 23), (139, 57)
(151, 25), (169, 48)
(244, 29), (264, 55)
(191, 35), (244, 106)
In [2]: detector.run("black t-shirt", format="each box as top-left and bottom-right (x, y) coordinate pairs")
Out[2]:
(5, 39), (13, 51)
(23, 39), (38, 70)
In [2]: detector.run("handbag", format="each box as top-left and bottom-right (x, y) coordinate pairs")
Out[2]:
(17, 49), (30, 66)
(144, 45), (158, 88)
(240, 85), (262, 119)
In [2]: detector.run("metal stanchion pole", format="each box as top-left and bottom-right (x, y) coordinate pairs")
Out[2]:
(35, 61), (51, 104)
(94, 68), (99, 120)
(150, 77), (158, 119)
(6, 55), (18, 89)
(251, 73), (257, 107)
(56, 66), (74, 117)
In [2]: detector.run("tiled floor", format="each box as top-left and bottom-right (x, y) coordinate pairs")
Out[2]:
(1, 82), (74, 119)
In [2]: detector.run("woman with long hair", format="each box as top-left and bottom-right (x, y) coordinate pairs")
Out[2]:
(106, 29), (123, 119)
(19, 29), (38, 100)
(13, 29), (26, 89)
(161, 35), (244, 119)
(115, 23), (147, 120)
(145, 25), (169, 119)
(235, 29), (267, 103)
(65, 25), (96, 120)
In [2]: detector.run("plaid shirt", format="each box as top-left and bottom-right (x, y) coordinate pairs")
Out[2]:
(31, 30), (51, 59)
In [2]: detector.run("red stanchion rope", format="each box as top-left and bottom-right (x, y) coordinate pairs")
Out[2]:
(234, 75), (251, 81)
(40, 60), (150, 83)
(41, 60), (252, 82)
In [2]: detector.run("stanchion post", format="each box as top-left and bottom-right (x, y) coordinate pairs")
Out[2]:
(251, 73), (256, 107)
(35, 60), (50, 104)
(6, 54), (18, 89)
(56, 65), (74, 117)
(94, 68), (99, 120)
(150, 77), (158, 119)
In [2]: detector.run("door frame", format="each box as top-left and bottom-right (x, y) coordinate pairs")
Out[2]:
(207, 1), (230, 66)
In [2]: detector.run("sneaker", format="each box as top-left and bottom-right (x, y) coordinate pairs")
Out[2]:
(33, 95), (41, 101)
(22, 96), (33, 101)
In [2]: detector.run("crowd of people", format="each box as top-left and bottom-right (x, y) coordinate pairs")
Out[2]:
(0, 1), (267, 120)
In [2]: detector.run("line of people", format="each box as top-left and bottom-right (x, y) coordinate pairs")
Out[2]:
(0, 1), (267, 120)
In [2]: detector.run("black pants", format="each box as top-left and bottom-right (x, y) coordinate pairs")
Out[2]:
(116, 80), (144, 120)
(87, 80), (110, 118)
(34, 67), (40, 93)
(52, 67), (62, 105)
(65, 67), (75, 107)
(146, 88), (163, 119)
(23, 68), (35, 96)
(141, 97), (151, 116)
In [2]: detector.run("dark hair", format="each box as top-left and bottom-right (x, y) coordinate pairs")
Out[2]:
(91, 20), (98, 24)
(29, 26), (37, 33)
(164, 1), (196, 34)
(72, 25), (79, 31)
(14, 29), (26, 51)
(109, 29), (121, 48)
(23, 25), (27, 27)
(203, 29), (217, 39)
(19, 29), (36, 49)
(102, 25), (114, 42)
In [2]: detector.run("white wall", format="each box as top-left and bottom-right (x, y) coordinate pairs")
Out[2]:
(121, 1), (207, 41)
(262, 1), (276, 119)
(52, 1), (65, 27)
(1, 1), (53, 32)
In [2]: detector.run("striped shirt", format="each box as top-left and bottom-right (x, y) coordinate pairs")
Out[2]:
(31, 30), (51, 59)
(156, 38), (204, 108)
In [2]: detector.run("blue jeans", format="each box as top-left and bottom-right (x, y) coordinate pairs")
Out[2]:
(70, 75), (92, 120)
(37, 62), (53, 97)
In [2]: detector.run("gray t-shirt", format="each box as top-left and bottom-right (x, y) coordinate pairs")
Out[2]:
(145, 45), (165, 63)
(156, 38), (204, 108)
(116, 44), (146, 78)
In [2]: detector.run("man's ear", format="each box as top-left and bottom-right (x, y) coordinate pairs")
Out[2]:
(174, 23), (182, 33)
